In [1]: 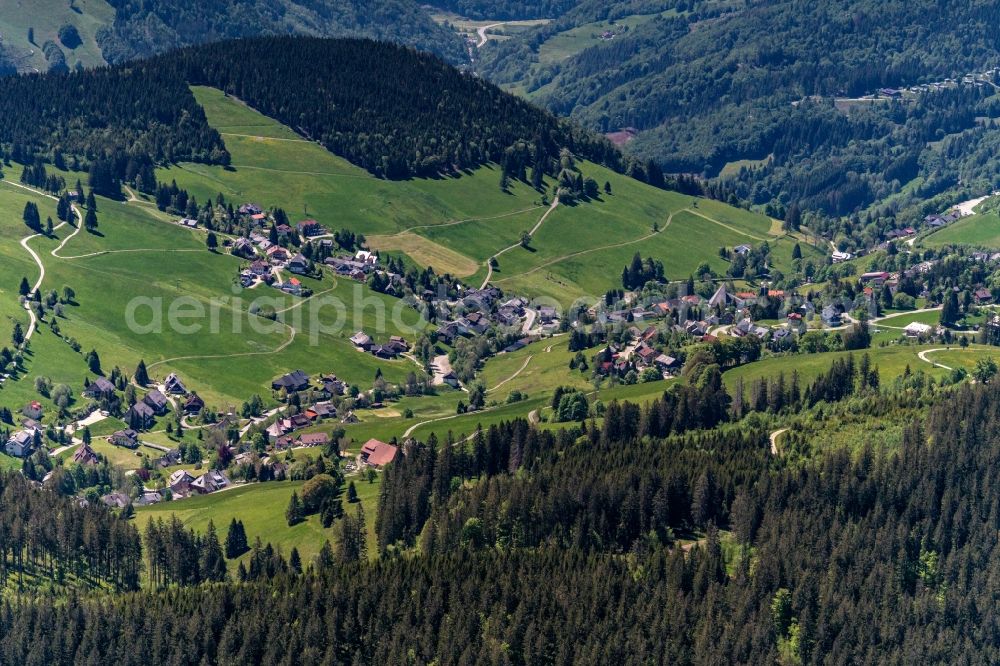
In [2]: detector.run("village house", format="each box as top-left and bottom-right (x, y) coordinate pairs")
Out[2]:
(5, 430), (34, 458)
(371, 344), (400, 359)
(266, 418), (294, 442)
(975, 288), (994, 305)
(249, 259), (271, 278)
(460, 312), (490, 335)
(299, 432), (330, 448)
(134, 490), (163, 507)
(319, 375), (345, 396)
(355, 250), (378, 266)
(168, 470), (195, 494)
(654, 354), (679, 372)
(287, 253), (310, 274)
(191, 470), (229, 494)
(361, 439), (398, 468)
(312, 401), (337, 419)
(183, 394), (205, 415)
(350, 331), (373, 350)
(23, 401), (43, 420)
(272, 370), (310, 392)
(821, 305), (842, 327)
(289, 413), (312, 430)
(110, 428), (140, 449)
(178, 218), (198, 229)
(266, 245), (289, 262)
(158, 449), (181, 467)
(101, 492), (131, 509)
(279, 277), (303, 295)
(164, 373), (187, 395)
(239, 203), (263, 216)
(125, 402), (156, 430)
(72, 443), (100, 466)
(786, 312), (806, 334)
(859, 271), (890, 285)
(143, 389), (170, 416)
(232, 237), (255, 258)
(297, 219), (325, 237)
(441, 371), (461, 389)
(634, 345), (659, 367)
(84, 377), (117, 400)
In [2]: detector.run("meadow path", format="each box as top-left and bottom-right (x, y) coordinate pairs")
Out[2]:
(917, 348), (953, 371)
(5, 180), (81, 340)
(493, 209), (676, 285)
(480, 197), (559, 289)
(487, 355), (533, 394)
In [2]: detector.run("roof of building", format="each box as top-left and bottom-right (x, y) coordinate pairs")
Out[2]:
(361, 439), (398, 466)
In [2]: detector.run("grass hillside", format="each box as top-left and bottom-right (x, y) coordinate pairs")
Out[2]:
(0, 0), (466, 73)
(134, 477), (382, 566)
(0, 64), (809, 443)
(164, 87), (804, 307)
(923, 211), (1000, 248)
(0, 0), (114, 72)
(0, 162), (428, 417)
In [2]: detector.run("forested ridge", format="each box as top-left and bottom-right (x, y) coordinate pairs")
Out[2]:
(7, 356), (1000, 662)
(0, 473), (141, 593)
(481, 0), (1000, 215)
(54, 0), (466, 68)
(428, 0), (580, 20)
(0, 36), (620, 186)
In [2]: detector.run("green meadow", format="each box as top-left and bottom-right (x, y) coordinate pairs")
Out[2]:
(160, 87), (815, 307)
(923, 212), (1000, 247)
(135, 475), (382, 567)
(720, 344), (981, 389)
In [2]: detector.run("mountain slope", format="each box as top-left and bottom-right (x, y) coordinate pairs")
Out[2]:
(480, 0), (1000, 215)
(427, 0), (580, 20)
(0, 36), (619, 184)
(98, 0), (467, 64)
(0, 0), (466, 73)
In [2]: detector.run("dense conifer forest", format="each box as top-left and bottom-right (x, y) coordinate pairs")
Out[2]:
(0, 37), (621, 185)
(0, 474), (141, 593)
(5, 354), (1000, 663)
(97, 0), (467, 65)
(428, 0), (580, 20)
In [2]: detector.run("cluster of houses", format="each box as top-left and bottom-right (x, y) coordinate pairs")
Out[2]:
(923, 211), (962, 230)
(3, 400), (50, 458)
(165, 468), (231, 498)
(434, 289), (554, 346)
(228, 204), (328, 293)
(122, 373), (201, 431)
(350, 332), (410, 360)
(325, 250), (381, 283)
(595, 325), (680, 379)
(267, 369), (355, 443)
(591, 282), (863, 357)
(235, 239), (314, 294)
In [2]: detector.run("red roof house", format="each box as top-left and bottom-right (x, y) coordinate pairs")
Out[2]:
(361, 439), (398, 467)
